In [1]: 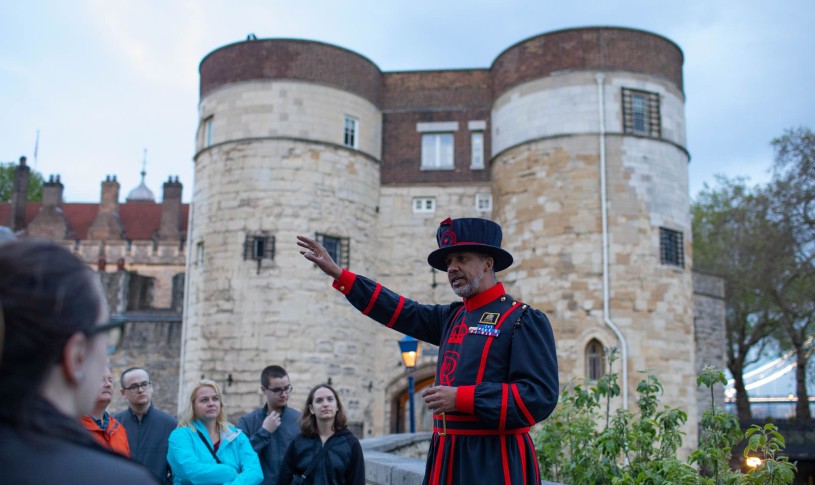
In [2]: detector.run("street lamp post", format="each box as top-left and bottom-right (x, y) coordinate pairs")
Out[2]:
(398, 335), (422, 433)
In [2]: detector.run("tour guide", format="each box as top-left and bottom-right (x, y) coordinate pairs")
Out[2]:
(298, 217), (559, 485)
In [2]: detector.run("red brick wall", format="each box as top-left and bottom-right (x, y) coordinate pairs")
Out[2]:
(492, 27), (684, 97)
(199, 39), (383, 106)
(382, 70), (492, 185)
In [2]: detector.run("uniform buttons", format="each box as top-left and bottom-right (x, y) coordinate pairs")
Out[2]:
(501, 296), (506, 301)
(340, 286), (345, 291)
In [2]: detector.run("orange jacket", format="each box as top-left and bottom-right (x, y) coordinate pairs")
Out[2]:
(79, 414), (131, 457)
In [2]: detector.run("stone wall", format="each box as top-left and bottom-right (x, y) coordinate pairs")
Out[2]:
(693, 270), (727, 414)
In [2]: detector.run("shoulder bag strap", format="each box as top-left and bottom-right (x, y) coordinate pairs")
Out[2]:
(196, 429), (221, 464)
(299, 437), (338, 480)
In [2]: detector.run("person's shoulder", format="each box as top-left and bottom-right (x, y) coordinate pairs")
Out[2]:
(151, 406), (179, 423)
(112, 408), (130, 422)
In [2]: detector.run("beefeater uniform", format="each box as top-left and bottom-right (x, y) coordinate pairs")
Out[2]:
(330, 218), (559, 485)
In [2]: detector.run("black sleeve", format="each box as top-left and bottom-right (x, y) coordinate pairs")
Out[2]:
(344, 435), (366, 485)
(276, 438), (297, 485)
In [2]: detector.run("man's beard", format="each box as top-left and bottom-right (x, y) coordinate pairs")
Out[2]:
(450, 267), (484, 298)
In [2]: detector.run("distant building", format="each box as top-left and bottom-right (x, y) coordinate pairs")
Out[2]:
(0, 156), (187, 413)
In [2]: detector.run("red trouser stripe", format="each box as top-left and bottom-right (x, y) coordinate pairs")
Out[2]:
(516, 433), (528, 485)
(431, 434), (446, 485)
(511, 383), (536, 426)
(361, 283), (382, 315)
(446, 435), (456, 485)
(386, 296), (405, 328)
(525, 433), (540, 484)
(500, 434), (510, 485)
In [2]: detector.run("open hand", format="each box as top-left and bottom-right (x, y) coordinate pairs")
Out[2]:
(297, 235), (342, 279)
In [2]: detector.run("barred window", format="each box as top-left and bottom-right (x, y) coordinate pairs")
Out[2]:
(622, 88), (660, 138)
(586, 339), (605, 381)
(660, 227), (684, 267)
(316, 233), (350, 269)
(244, 234), (275, 274)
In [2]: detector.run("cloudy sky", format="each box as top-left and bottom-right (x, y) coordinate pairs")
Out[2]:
(2, 0), (813, 203)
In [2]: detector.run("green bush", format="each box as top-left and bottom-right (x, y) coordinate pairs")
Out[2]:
(531, 350), (797, 484)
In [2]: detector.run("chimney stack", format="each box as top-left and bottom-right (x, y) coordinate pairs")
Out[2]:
(27, 174), (69, 239)
(157, 176), (182, 240)
(87, 175), (125, 240)
(9, 156), (30, 231)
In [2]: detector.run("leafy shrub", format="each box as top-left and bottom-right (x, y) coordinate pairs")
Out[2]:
(531, 350), (797, 484)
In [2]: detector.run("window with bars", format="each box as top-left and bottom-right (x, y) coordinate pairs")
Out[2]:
(244, 234), (275, 273)
(586, 339), (605, 381)
(343, 115), (359, 149)
(660, 227), (684, 267)
(316, 233), (350, 269)
(622, 88), (660, 138)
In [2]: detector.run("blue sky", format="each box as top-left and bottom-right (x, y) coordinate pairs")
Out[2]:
(1, 0), (813, 202)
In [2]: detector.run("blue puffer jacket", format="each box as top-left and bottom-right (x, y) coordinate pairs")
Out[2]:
(167, 420), (263, 485)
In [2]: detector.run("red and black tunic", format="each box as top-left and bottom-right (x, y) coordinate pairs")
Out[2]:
(332, 270), (559, 485)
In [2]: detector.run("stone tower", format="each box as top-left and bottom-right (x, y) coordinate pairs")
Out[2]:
(188, 27), (698, 445)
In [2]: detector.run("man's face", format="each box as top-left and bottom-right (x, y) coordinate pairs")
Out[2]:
(263, 375), (291, 410)
(121, 369), (153, 408)
(445, 251), (490, 298)
(96, 367), (114, 408)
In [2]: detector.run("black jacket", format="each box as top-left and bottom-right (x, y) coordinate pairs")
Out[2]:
(277, 428), (364, 485)
(0, 398), (159, 485)
(114, 404), (178, 483)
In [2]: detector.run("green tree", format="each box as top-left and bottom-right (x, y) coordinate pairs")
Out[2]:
(0, 161), (44, 202)
(765, 127), (815, 419)
(692, 178), (779, 421)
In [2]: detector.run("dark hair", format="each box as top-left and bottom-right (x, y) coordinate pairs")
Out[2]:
(260, 365), (288, 387)
(299, 383), (347, 438)
(0, 239), (104, 423)
(120, 367), (149, 388)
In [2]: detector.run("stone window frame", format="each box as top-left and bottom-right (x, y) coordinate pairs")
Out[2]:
(244, 232), (275, 274)
(412, 197), (436, 214)
(196, 241), (205, 267)
(203, 116), (214, 147)
(343, 115), (359, 149)
(316, 232), (350, 269)
(586, 339), (605, 381)
(659, 227), (684, 268)
(475, 193), (492, 213)
(622, 88), (661, 138)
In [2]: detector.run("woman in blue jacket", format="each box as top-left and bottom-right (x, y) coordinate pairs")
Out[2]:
(168, 380), (262, 485)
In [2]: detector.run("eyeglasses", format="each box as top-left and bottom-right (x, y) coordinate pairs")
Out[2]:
(263, 385), (293, 395)
(124, 381), (152, 393)
(91, 317), (126, 355)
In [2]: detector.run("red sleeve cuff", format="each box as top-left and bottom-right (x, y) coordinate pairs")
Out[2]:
(455, 385), (476, 414)
(331, 269), (356, 295)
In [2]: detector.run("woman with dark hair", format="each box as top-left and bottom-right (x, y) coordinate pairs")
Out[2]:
(277, 384), (365, 485)
(0, 239), (157, 484)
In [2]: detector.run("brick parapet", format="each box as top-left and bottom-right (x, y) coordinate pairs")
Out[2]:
(491, 27), (684, 98)
(199, 39), (383, 106)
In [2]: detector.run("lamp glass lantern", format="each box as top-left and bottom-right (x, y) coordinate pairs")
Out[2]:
(399, 336), (422, 369)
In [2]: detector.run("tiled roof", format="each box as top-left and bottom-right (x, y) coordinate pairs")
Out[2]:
(0, 201), (189, 241)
